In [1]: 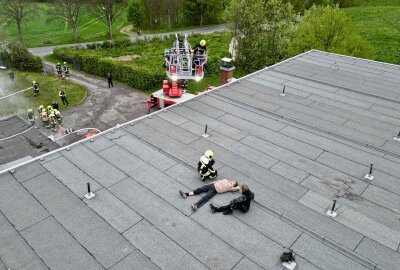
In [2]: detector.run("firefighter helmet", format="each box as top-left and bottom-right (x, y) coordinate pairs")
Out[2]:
(204, 150), (214, 159)
(33, 81), (36, 84)
(28, 109), (32, 112)
(200, 40), (206, 46)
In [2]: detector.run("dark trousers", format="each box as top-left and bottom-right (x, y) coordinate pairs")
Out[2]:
(108, 79), (113, 88)
(193, 184), (217, 208)
(61, 96), (69, 105)
(215, 203), (248, 213)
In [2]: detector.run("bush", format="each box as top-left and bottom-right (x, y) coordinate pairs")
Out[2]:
(288, 5), (373, 59)
(53, 47), (164, 90)
(0, 43), (43, 72)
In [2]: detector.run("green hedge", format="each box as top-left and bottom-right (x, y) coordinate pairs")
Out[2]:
(53, 47), (164, 90)
(0, 43), (43, 72)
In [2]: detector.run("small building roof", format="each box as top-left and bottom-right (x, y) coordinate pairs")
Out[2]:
(0, 116), (59, 170)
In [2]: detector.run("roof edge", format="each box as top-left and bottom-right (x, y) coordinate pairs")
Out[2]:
(312, 49), (400, 68)
(0, 49), (327, 175)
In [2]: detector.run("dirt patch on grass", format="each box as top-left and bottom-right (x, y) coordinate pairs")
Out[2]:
(104, 55), (141, 62)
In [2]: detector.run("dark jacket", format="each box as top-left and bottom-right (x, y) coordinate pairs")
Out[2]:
(233, 190), (254, 213)
(193, 44), (206, 55)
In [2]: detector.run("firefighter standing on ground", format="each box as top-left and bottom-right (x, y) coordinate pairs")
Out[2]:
(32, 81), (39, 96)
(197, 150), (217, 181)
(41, 108), (49, 128)
(63, 62), (69, 77)
(59, 88), (69, 105)
(27, 109), (36, 128)
(56, 62), (62, 77)
(49, 110), (57, 131)
(54, 109), (63, 126)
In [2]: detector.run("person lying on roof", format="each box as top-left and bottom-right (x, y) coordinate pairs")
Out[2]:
(179, 179), (240, 211)
(210, 184), (254, 215)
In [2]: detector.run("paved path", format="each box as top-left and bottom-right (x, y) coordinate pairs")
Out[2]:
(28, 25), (227, 144)
(28, 24), (227, 56)
(40, 61), (148, 144)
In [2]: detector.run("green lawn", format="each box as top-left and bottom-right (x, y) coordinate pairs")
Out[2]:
(343, 0), (400, 64)
(49, 32), (243, 94)
(0, 71), (87, 119)
(3, 4), (128, 48)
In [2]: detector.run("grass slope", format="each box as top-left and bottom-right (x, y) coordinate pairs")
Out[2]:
(0, 71), (87, 119)
(3, 4), (127, 48)
(343, 0), (400, 64)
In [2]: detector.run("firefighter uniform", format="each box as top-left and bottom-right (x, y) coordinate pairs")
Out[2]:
(197, 150), (217, 181)
(193, 40), (207, 55)
(33, 81), (39, 96)
(54, 109), (63, 126)
(49, 111), (57, 131)
(56, 63), (62, 77)
(63, 62), (69, 77)
(38, 105), (44, 115)
(27, 109), (36, 128)
(47, 105), (53, 116)
(41, 109), (49, 128)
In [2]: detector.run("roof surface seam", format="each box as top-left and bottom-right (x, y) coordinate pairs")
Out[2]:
(312, 49), (400, 68)
(122, 124), (380, 270)
(110, 129), (258, 268)
(272, 68), (400, 105)
(210, 92), (400, 160)
(0, 192), (52, 270)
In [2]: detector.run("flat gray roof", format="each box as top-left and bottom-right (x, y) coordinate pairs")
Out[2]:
(1, 50), (400, 270)
(0, 116), (59, 167)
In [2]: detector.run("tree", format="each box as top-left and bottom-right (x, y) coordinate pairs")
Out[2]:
(288, 5), (373, 58)
(285, 0), (330, 13)
(183, 0), (226, 26)
(91, 0), (127, 40)
(264, 0), (296, 64)
(226, 0), (295, 71)
(127, 0), (145, 31)
(164, 0), (179, 30)
(50, 0), (85, 42)
(0, 0), (38, 47)
(0, 42), (43, 72)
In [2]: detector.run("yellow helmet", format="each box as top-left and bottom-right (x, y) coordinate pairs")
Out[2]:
(64, 62), (66, 64)
(33, 81), (36, 84)
(57, 62), (60, 65)
(205, 150), (214, 158)
(28, 109), (32, 112)
(200, 40), (206, 46)
(39, 105), (43, 109)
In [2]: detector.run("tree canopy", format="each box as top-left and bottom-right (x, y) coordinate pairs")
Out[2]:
(288, 5), (373, 58)
(226, 0), (296, 71)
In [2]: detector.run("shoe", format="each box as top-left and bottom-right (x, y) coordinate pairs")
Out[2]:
(209, 203), (217, 213)
(215, 170), (218, 177)
(179, 190), (187, 199)
(192, 203), (198, 211)
(223, 208), (233, 215)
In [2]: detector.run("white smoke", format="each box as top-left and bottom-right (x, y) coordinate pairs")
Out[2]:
(0, 70), (32, 120)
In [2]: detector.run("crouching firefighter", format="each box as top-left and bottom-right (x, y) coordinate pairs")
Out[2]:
(197, 150), (217, 181)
